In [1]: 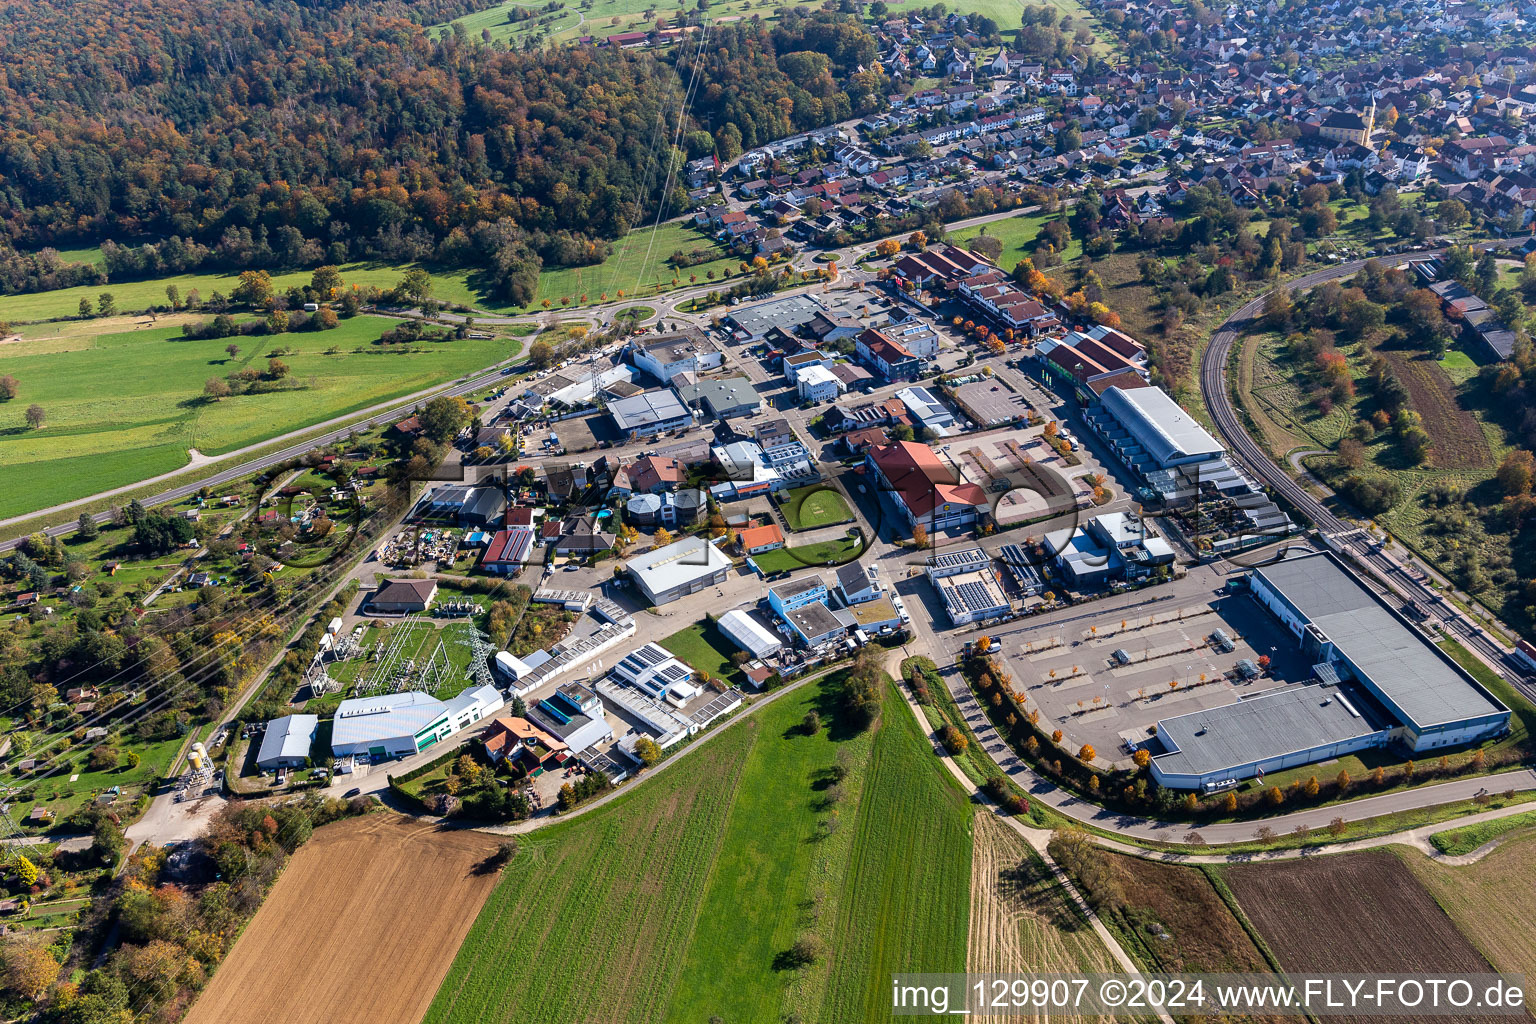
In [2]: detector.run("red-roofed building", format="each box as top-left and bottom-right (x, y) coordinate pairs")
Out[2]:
(505, 505), (537, 527)
(889, 244), (990, 287)
(864, 441), (989, 531)
(737, 522), (786, 555)
(629, 456), (686, 494)
(482, 527), (536, 575)
(856, 329), (921, 380)
(841, 425), (890, 453)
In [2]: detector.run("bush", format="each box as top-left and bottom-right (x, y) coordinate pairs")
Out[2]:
(938, 724), (968, 756)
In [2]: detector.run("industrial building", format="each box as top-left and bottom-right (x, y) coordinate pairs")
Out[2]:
(331, 692), (453, 761)
(526, 682), (613, 754)
(330, 684), (502, 761)
(256, 714), (318, 771)
(612, 642), (703, 703)
(1149, 552), (1511, 790)
(1084, 385), (1293, 544)
(723, 294), (826, 341)
(1045, 511), (1175, 586)
(893, 385), (956, 435)
(608, 389), (695, 438)
(796, 363), (844, 403)
(630, 329), (722, 383)
(718, 609), (784, 660)
(625, 537), (732, 605)
(926, 548), (1009, 625)
(675, 376), (762, 420)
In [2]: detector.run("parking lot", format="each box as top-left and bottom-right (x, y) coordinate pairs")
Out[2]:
(989, 567), (1314, 767)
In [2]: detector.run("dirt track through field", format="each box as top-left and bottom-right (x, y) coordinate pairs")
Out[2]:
(184, 814), (504, 1024)
(967, 814), (1117, 1023)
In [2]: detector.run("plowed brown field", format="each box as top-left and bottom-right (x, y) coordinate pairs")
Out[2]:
(184, 814), (504, 1024)
(1226, 850), (1498, 1024)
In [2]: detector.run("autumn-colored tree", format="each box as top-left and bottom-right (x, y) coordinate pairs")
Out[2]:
(1050, 729), (1063, 743)
(2, 943), (59, 999)
(1222, 790), (1238, 813)
(1303, 775), (1320, 797)
(1266, 785), (1284, 806)
(1077, 744), (1095, 763)
(911, 523), (928, 547)
(1132, 748), (1151, 769)
(1336, 768), (1351, 791)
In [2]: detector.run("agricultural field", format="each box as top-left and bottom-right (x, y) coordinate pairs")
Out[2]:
(422, 676), (973, 1024)
(968, 813), (1120, 1017)
(1401, 831), (1536, 980)
(752, 533), (866, 574)
(0, 315), (520, 520)
(1101, 853), (1273, 975)
(183, 814), (506, 1024)
(1226, 851), (1494, 1024)
(783, 484), (854, 531)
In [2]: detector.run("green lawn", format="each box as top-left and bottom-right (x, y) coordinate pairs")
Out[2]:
(1429, 810), (1536, 856)
(0, 262), (434, 323)
(783, 485), (854, 531)
(949, 209), (1084, 268)
(436, 0), (786, 47)
(661, 619), (746, 686)
(4, 733), (185, 830)
(753, 534), (866, 574)
(529, 221), (738, 307)
(422, 676), (972, 1024)
(0, 315), (521, 520)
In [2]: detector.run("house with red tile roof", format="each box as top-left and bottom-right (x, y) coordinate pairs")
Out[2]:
(864, 440), (989, 531)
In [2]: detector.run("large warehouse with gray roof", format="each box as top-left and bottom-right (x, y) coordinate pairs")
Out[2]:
(1150, 551), (1510, 790)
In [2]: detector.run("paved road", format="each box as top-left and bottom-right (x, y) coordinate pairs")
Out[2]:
(1199, 241), (1536, 706)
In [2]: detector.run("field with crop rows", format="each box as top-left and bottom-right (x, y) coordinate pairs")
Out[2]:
(968, 813), (1120, 1024)
(1226, 851), (1494, 1024)
(184, 815), (505, 1024)
(423, 676), (972, 1024)
(1401, 831), (1536, 980)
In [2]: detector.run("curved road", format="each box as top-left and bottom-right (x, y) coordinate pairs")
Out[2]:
(1200, 243), (1536, 705)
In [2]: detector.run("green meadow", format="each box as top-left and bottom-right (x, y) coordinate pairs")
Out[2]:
(422, 676), (972, 1024)
(0, 315), (520, 519)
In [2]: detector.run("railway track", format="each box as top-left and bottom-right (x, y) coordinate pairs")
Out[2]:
(1200, 243), (1536, 705)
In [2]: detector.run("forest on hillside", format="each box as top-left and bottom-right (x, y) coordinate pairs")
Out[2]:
(0, 0), (886, 304)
